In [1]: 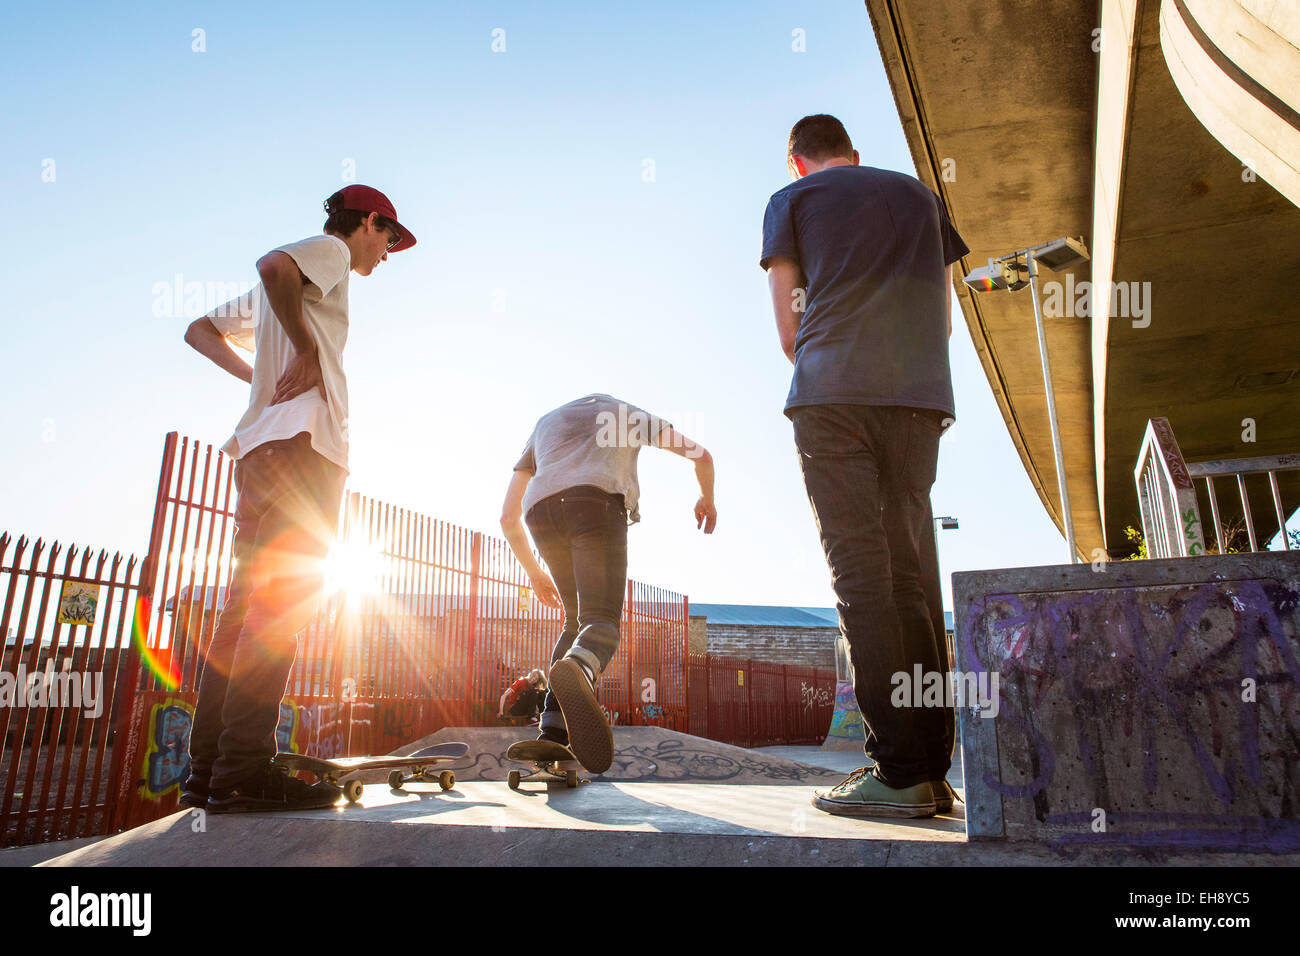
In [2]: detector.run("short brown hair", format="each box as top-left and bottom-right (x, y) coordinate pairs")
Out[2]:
(788, 114), (854, 162)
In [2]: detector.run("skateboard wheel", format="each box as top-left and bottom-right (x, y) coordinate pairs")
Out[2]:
(566, 770), (578, 788)
(439, 770), (455, 791)
(388, 770), (405, 790)
(343, 779), (364, 803)
(507, 770), (521, 790)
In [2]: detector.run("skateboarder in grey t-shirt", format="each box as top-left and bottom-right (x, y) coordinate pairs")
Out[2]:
(499, 394), (716, 772)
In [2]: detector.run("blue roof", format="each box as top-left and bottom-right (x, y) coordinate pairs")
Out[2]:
(690, 603), (953, 632)
(689, 604), (839, 627)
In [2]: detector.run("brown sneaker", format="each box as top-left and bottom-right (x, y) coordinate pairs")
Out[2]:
(548, 657), (613, 773)
(931, 779), (961, 813)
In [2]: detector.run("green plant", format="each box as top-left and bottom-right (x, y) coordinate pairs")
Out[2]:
(1122, 525), (1147, 560)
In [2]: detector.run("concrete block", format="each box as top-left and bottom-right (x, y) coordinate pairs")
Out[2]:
(953, 552), (1300, 851)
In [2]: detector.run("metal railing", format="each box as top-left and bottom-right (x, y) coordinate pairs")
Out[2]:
(1134, 417), (1207, 557)
(1186, 454), (1299, 553)
(1134, 417), (1296, 556)
(0, 534), (141, 847)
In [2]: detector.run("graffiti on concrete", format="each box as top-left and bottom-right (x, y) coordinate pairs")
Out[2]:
(824, 680), (864, 744)
(961, 576), (1300, 847)
(603, 738), (836, 782)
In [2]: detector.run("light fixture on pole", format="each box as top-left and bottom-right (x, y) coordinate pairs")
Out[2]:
(962, 237), (1089, 564)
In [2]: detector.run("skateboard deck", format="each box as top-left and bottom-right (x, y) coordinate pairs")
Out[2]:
(273, 742), (469, 803)
(505, 739), (587, 790)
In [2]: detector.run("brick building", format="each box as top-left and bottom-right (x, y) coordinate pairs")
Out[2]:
(689, 603), (954, 670)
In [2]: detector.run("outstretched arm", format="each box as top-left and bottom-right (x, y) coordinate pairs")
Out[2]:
(655, 426), (716, 533)
(499, 470), (562, 608)
(765, 256), (804, 364)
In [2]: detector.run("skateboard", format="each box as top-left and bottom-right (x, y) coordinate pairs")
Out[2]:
(505, 739), (587, 790)
(273, 742), (470, 803)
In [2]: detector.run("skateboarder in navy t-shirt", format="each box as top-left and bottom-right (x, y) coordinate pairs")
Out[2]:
(761, 115), (968, 819)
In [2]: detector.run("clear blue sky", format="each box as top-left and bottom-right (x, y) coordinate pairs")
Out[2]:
(0, 0), (1071, 611)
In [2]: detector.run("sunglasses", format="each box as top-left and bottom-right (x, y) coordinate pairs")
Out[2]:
(376, 217), (402, 251)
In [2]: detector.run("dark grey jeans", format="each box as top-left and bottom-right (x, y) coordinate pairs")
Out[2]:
(790, 404), (954, 789)
(189, 432), (345, 790)
(525, 485), (628, 739)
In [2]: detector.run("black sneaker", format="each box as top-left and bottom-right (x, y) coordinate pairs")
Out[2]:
(549, 657), (613, 773)
(208, 763), (342, 814)
(537, 727), (570, 748)
(179, 775), (209, 809)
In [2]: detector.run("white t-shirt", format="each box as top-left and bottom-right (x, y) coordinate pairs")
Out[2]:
(209, 234), (352, 472)
(514, 394), (671, 524)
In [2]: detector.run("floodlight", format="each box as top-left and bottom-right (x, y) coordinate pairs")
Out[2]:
(963, 257), (1027, 293)
(962, 259), (1007, 292)
(1031, 236), (1089, 271)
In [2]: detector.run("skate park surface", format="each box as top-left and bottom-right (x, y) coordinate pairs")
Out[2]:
(17, 727), (1296, 867)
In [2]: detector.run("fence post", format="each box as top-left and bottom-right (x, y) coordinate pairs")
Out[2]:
(704, 654), (711, 740)
(465, 532), (482, 719)
(781, 663), (788, 746)
(625, 579), (634, 725)
(108, 431), (177, 834)
(682, 596), (690, 734)
(745, 658), (754, 747)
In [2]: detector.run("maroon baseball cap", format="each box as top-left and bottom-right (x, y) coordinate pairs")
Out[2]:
(335, 184), (416, 252)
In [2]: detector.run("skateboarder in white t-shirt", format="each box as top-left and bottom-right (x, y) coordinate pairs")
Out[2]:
(499, 394), (717, 773)
(180, 185), (416, 813)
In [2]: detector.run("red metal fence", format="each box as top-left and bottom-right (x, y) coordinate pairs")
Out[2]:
(109, 433), (693, 832)
(687, 653), (833, 747)
(0, 534), (141, 847)
(2, 432), (831, 847)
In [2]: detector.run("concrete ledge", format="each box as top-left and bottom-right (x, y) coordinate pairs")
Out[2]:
(953, 551), (1300, 849)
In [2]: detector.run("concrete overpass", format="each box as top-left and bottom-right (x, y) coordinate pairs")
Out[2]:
(865, 0), (1300, 557)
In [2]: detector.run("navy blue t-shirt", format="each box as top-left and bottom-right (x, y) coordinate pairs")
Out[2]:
(760, 165), (969, 419)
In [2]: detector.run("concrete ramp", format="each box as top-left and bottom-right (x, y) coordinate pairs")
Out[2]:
(394, 727), (846, 785)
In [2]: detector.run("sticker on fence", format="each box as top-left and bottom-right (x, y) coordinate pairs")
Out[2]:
(57, 581), (100, 625)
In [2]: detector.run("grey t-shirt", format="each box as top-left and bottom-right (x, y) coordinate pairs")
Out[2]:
(514, 394), (671, 525)
(760, 165), (969, 419)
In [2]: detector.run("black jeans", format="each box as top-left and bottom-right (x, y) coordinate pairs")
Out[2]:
(790, 404), (954, 789)
(525, 485), (628, 738)
(189, 432), (346, 790)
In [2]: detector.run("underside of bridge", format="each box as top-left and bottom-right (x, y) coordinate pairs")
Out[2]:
(865, 0), (1300, 557)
